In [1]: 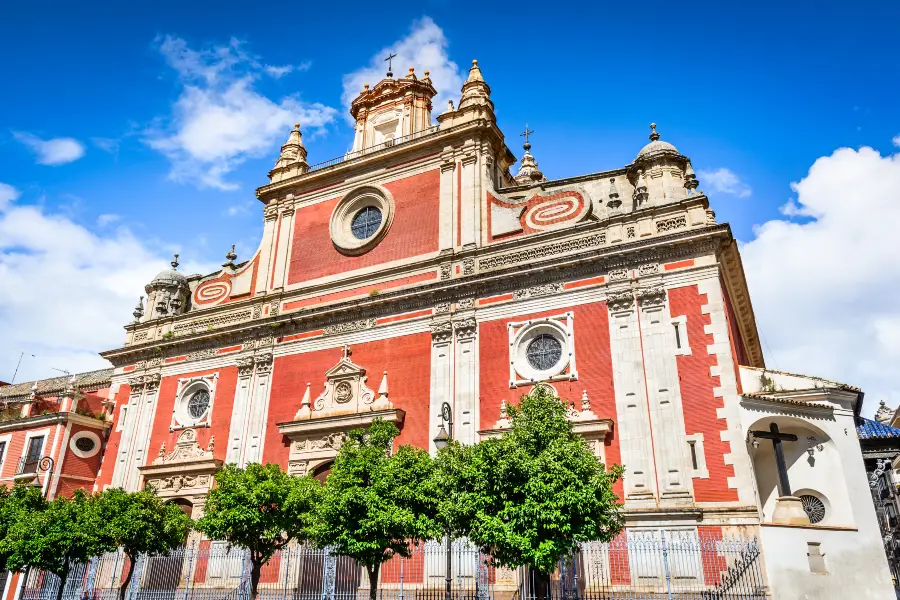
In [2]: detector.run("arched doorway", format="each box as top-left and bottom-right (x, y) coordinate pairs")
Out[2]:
(311, 461), (333, 483)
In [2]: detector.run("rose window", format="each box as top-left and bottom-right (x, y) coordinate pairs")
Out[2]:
(350, 207), (382, 240)
(526, 334), (563, 371)
(187, 389), (210, 420)
(800, 494), (826, 524)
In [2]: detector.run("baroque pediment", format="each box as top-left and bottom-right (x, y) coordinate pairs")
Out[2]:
(294, 345), (392, 420)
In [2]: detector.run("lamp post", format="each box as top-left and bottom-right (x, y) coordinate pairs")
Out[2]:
(432, 402), (453, 600)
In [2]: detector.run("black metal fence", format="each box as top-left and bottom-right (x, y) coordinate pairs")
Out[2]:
(19, 532), (766, 600)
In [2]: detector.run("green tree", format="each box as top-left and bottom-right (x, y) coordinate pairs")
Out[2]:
(4, 490), (112, 600)
(94, 487), (192, 600)
(0, 485), (47, 573)
(195, 463), (322, 600)
(313, 419), (437, 600)
(440, 387), (623, 599)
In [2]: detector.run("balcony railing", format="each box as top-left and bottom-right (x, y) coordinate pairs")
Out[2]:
(306, 126), (441, 174)
(15, 455), (52, 476)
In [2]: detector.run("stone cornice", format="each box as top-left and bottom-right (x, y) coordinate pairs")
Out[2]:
(0, 412), (107, 434)
(255, 120), (510, 202)
(101, 224), (732, 367)
(719, 239), (765, 368)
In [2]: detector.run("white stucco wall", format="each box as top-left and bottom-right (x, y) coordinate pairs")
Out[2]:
(738, 366), (895, 599)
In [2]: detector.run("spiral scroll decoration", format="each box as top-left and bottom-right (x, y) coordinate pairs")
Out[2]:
(194, 280), (231, 305)
(521, 192), (587, 231)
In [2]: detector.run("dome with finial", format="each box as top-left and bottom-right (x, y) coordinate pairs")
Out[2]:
(147, 254), (188, 291)
(636, 123), (680, 161)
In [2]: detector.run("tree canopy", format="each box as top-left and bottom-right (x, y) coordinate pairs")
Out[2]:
(0, 485), (47, 573)
(195, 463), (322, 600)
(313, 419), (437, 600)
(4, 489), (112, 600)
(438, 387), (623, 582)
(94, 487), (192, 600)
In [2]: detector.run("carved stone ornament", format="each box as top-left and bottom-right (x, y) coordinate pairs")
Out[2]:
(637, 262), (659, 276)
(606, 290), (635, 313)
(154, 429), (214, 465)
(236, 356), (255, 377)
(146, 474), (211, 493)
(456, 297), (475, 310)
(434, 302), (451, 314)
(512, 282), (563, 300)
(322, 318), (377, 336)
(608, 268), (629, 281)
(656, 215), (687, 233)
(637, 285), (667, 308)
(431, 321), (453, 342)
(298, 346), (392, 419)
(440, 262), (452, 281)
(255, 353), (274, 375)
(462, 258), (475, 276)
(288, 460), (310, 476)
(478, 234), (605, 271)
(453, 317), (477, 338)
(127, 373), (161, 395)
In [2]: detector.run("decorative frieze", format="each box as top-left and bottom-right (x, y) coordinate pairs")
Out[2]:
(478, 234), (605, 270)
(255, 353), (274, 375)
(512, 282), (563, 300)
(440, 262), (452, 280)
(322, 318), (377, 336)
(609, 268), (629, 281)
(133, 330), (150, 343)
(292, 432), (348, 453)
(146, 474), (210, 493)
(456, 297), (475, 310)
(127, 373), (161, 394)
(656, 215), (687, 233)
(637, 262), (660, 276)
(173, 310), (252, 334)
(434, 302), (451, 314)
(236, 356), (255, 377)
(462, 258), (475, 276)
(186, 348), (215, 362)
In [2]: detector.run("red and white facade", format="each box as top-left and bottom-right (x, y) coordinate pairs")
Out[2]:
(3, 59), (891, 598)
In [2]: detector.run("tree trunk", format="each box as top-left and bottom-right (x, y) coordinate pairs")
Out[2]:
(366, 564), (380, 600)
(531, 570), (551, 600)
(249, 559), (262, 600)
(55, 564), (69, 600)
(119, 553), (137, 600)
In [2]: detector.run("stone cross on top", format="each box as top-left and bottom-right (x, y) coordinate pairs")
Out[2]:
(384, 52), (397, 78)
(521, 124), (534, 147)
(341, 344), (352, 360)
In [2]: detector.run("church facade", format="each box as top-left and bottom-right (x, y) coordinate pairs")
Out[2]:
(1, 60), (895, 598)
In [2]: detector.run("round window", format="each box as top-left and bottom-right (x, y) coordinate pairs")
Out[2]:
(350, 206), (382, 240)
(75, 437), (95, 453)
(526, 334), (563, 371)
(187, 389), (210, 420)
(800, 494), (826, 524)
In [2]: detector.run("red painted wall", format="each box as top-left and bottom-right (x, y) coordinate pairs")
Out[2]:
(94, 383), (131, 490)
(477, 302), (622, 495)
(148, 367), (239, 465)
(287, 170), (440, 285)
(669, 285), (738, 502)
(264, 333), (433, 467)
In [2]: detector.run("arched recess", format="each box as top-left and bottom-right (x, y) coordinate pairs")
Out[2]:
(747, 415), (853, 526)
(311, 461), (334, 483)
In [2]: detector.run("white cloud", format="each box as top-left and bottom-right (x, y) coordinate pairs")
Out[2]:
(0, 183), (20, 211)
(892, 135), (900, 148)
(146, 35), (337, 191)
(13, 132), (85, 165)
(96, 213), (121, 226)
(697, 167), (752, 198)
(0, 190), (214, 384)
(264, 62), (311, 78)
(741, 144), (900, 415)
(341, 17), (463, 122)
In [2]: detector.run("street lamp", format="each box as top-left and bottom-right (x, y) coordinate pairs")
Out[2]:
(432, 402), (453, 600)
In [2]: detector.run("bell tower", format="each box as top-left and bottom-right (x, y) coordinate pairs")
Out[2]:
(348, 59), (437, 153)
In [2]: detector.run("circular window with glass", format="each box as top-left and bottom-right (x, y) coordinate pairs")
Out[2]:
(175, 382), (214, 428)
(69, 431), (101, 458)
(330, 186), (394, 255)
(511, 320), (572, 383)
(350, 206), (383, 240)
(526, 334), (563, 371)
(187, 389), (210, 420)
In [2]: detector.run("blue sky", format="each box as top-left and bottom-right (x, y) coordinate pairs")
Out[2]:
(2, 1), (900, 414)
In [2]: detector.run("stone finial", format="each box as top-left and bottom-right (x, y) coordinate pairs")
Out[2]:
(271, 122), (309, 177)
(158, 442), (166, 459)
(30, 382), (38, 400)
(378, 371), (389, 400)
(405, 66), (416, 80)
(133, 296), (145, 322)
(458, 59), (493, 112)
(207, 436), (215, 453)
(514, 123), (545, 185)
(223, 244), (237, 268)
(634, 169), (649, 205)
(171, 254), (180, 269)
(875, 400), (895, 424)
(649, 122), (660, 141)
(445, 99), (455, 113)
(581, 390), (591, 412)
(295, 383), (312, 420)
(422, 70), (431, 83)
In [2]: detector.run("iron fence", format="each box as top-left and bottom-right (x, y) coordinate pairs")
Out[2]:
(19, 532), (766, 600)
